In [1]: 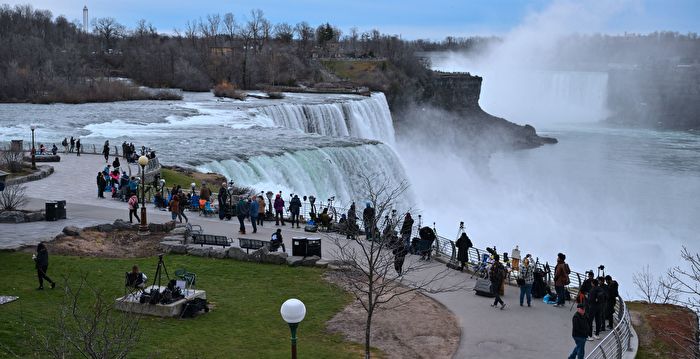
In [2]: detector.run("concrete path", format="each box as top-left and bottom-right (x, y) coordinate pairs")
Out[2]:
(0, 154), (585, 358)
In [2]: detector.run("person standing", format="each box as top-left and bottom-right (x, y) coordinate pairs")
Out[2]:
(112, 157), (121, 173)
(554, 253), (571, 307)
(489, 254), (506, 310)
(237, 196), (249, 234)
(96, 172), (107, 198)
(519, 254), (535, 307)
(400, 213), (414, 249)
(249, 196), (259, 233)
(102, 140), (110, 163)
(362, 202), (375, 239)
(274, 194), (285, 226)
(75, 138), (81, 156)
(587, 279), (606, 340)
(391, 233), (407, 275)
(69, 136), (75, 153)
(455, 231), (473, 271)
(569, 303), (590, 359)
(605, 275), (619, 329)
(177, 190), (188, 223)
(218, 182), (228, 220)
(346, 202), (357, 239)
(34, 242), (56, 290)
(128, 194), (140, 223)
(257, 195), (266, 226)
(62, 137), (68, 153)
(289, 195), (302, 228)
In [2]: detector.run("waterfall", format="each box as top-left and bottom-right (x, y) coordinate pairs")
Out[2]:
(197, 143), (411, 208)
(257, 93), (396, 145)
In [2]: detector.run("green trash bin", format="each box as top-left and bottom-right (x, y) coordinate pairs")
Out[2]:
(45, 202), (57, 221)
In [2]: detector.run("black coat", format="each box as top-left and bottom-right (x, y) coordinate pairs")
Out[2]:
(572, 312), (589, 337)
(400, 217), (414, 236)
(455, 233), (472, 262)
(289, 197), (302, 214)
(97, 174), (107, 188)
(588, 286), (606, 309)
(36, 248), (48, 267)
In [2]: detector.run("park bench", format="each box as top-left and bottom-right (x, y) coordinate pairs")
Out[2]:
(184, 223), (203, 240)
(192, 233), (230, 247)
(238, 238), (271, 253)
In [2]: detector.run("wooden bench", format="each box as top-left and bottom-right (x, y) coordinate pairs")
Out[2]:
(238, 238), (270, 253)
(192, 233), (230, 247)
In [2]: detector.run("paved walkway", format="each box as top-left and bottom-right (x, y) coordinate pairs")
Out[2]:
(1, 155), (580, 358)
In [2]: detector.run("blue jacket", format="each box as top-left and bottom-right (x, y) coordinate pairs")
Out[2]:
(249, 200), (259, 217)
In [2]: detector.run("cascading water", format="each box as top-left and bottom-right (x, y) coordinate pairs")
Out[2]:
(197, 143), (412, 208)
(257, 93), (396, 145)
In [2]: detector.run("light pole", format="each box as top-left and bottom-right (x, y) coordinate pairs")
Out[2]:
(30, 125), (36, 170)
(280, 298), (306, 359)
(266, 191), (273, 219)
(138, 155), (149, 235)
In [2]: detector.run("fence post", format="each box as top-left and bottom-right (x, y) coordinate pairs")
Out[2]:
(613, 325), (622, 359)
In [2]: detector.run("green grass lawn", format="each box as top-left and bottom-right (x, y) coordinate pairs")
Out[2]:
(160, 168), (200, 189)
(0, 252), (363, 358)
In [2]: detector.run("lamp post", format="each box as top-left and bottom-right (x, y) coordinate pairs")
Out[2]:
(266, 191), (273, 218)
(138, 155), (149, 235)
(30, 125), (36, 170)
(280, 298), (306, 359)
(191, 182), (196, 196)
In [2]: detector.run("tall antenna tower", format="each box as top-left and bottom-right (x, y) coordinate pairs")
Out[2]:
(83, 5), (88, 33)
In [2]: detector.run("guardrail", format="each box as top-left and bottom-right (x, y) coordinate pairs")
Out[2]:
(432, 233), (634, 359)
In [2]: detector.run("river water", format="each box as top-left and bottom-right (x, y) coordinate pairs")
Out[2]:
(1, 89), (698, 293)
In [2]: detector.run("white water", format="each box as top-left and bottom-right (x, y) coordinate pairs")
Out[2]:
(197, 143), (412, 209)
(257, 93), (395, 145)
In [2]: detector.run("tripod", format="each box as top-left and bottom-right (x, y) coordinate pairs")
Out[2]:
(153, 254), (170, 289)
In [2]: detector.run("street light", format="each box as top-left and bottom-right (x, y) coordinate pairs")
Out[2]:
(265, 191), (273, 219)
(30, 125), (36, 170)
(280, 298), (306, 359)
(191, 182), (197, 195)
(138, 155), (149, 235)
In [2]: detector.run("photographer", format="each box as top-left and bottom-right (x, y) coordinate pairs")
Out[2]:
(33, 242), (56, 290)
(126, 265), (147, 290)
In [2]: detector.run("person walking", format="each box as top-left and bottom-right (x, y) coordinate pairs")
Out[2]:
(455, 231), (473, 271)
(102, 140), (110, 163)
(489, 254), (506, 309)
(400, 213), (414, 249)
(249, 196), (259, 233)
(554, 252), (571, 307)
(391, 233), (407, 275)
(69, 136), (75, 153)
(75, 138), (81, 156)
(605, 275), (619, 329)
(177, 191), (188, 223)
(569, 303), (590, 359)
(519, 254), (535, 307)
(237, 196), (249, 234)
(34, 242), (56, 290)
(587, 279), (606, 340)
(289, 194), (302, 228)
(128, 194), (140, 223)
(256, 195), (265, 226)
(274, 193), (285, 225)
(96, 171), (107, 198)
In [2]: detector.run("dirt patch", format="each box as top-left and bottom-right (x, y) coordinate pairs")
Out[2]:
(628, 301), (699, 358)
(325, 271), (460, 359)
(39, 229), (168, 258)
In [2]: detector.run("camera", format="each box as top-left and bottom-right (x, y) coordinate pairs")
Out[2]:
(598, 265), (605, 271)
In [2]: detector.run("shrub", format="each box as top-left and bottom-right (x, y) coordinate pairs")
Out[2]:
(213, 82), (247, 100)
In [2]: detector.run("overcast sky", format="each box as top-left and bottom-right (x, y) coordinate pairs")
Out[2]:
(4, 0), (699, 39)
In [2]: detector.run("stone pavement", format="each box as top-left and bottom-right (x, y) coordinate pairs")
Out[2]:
(0, 154), (583, 358)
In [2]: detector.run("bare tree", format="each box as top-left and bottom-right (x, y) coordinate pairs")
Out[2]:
(27, 275), (142, 358)
(328, 174), (460, 359)
(0, 183), (28, 211)
(274, 23), (294, 44)
(0, 148), (24, 173)
(92, 17), (126, 50)
(665, 246), (700, 311)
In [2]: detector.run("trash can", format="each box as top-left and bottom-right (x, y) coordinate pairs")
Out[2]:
(306, 237), (322, 258)
(292, 237), (308, 257)
(56, 200), (67, 220)
(45, 202), (57, 221)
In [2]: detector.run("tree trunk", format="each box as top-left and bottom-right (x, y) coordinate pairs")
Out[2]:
(365, 310), (372, 359)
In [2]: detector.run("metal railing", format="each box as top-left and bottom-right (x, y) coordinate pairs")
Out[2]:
(432, 234), (634, 359)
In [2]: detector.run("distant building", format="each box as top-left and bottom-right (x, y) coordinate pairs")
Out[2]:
(83, 5), (88, 33)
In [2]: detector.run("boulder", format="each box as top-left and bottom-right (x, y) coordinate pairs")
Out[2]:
(159, 241), (181, 253)
(169, 243), (188, 255)
(226, 247), (250, 261)
(25, 211), (45, 222)
(162, 235), (184, 244)
(0, 211), (25, 223)
(286, 256), (304, 267)
(62, 225), (81, 236)
(249, 246), (270, 262)
(187, 246), (211, 257)
(170, 227), (187, 235)
(210, 247), (227, 259)
(112, 219), (133, 230)
(301, 255), (321, 267)
(314, 259), (330, 268)
(262, 251), (288, 265)
(97, 224), (115, 233)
